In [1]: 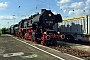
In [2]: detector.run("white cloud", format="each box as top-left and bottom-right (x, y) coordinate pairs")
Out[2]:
(0, 15), (20, 28)
(57, 0), (72, 10)
(53, 11), (57, 14)
(68, 10), (74, 15)
(57, 0), (72, 4)
(0, 2), (8, 10)
(63, 10), (66, 13)
(86, 0), (90, 5)
(57, 0), (90, 17)
(0, 16), (16, 20)
(70, 2), (84, 9)
(60, 4), (69, 10)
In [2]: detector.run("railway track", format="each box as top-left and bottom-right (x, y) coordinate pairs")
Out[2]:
(48, 42), (90, 60)
(13, 35), (90, 60)
(63, 40), (90, 46)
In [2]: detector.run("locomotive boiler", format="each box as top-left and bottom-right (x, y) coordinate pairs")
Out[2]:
(31, 9), (62, 29)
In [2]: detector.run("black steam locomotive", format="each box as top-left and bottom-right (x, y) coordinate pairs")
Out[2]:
(7, 9), (65, 45)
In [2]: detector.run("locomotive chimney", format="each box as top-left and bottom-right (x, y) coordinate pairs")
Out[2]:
(41, 9), (46, 13)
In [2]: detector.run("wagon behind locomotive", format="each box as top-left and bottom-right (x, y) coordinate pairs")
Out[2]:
(58, 14), (90, 41)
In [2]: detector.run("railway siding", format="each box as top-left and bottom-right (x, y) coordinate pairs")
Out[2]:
(56, 41), (90, 60)
(58, 14), (90, 41)
(57, 41), (90, 53)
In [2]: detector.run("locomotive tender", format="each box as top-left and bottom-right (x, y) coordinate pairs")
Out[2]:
(8, 9), (65, 45)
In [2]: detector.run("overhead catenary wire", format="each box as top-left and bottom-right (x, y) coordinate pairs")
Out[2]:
(16, 0), (43, 19)
(24, 0), (63, 17)
(24, 0), (48, 16)
(17, 0), (60, 19)
(17, 0), (30, 20)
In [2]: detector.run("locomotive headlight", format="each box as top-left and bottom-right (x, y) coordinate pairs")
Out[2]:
(58, 32), (60, 34)
(49, 14), (51, 16)
(44, 32), (46, 34)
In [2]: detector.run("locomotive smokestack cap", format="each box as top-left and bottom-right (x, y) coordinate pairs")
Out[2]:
(41, 9), (46, 13)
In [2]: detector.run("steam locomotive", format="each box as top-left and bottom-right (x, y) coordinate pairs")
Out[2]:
(7, 9), (65, 45)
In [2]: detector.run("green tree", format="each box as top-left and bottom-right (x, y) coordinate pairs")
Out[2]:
(0, 29), (2, 35)
(2, 28), (6, 34)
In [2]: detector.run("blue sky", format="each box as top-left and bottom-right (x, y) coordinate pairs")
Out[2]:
(0, 0), (90, 28)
